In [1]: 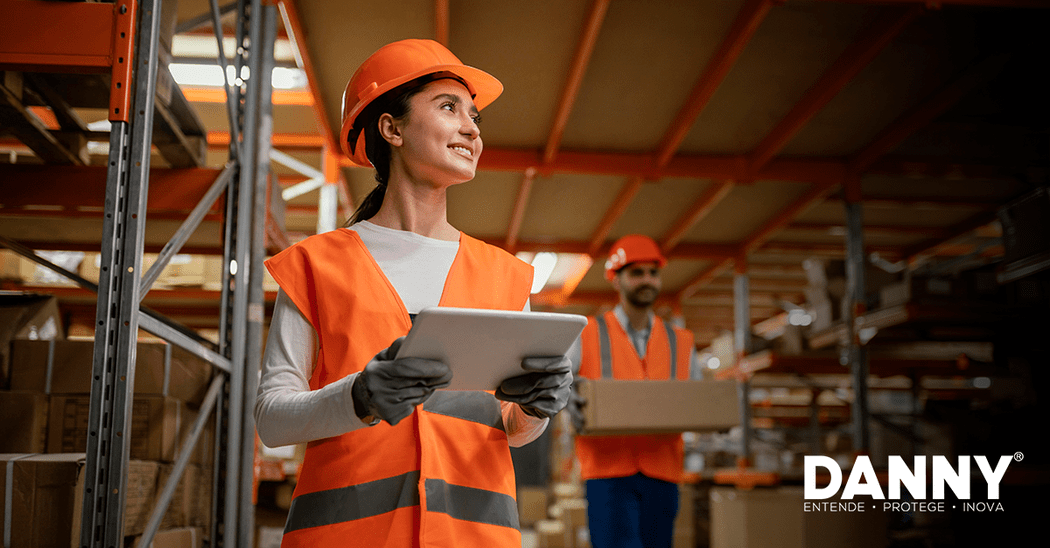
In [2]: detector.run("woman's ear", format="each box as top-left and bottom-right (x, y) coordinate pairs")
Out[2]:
(378, 113), (402, 147)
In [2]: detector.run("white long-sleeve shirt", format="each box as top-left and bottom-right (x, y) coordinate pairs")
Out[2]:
(255, 221), (548, 448)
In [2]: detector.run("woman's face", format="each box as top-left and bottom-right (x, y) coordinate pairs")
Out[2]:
(391, 78), (483, 186)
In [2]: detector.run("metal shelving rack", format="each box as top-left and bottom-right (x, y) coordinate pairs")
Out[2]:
(0, 0), (277, 545)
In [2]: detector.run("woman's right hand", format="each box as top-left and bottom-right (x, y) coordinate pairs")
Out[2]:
(352, 336), (452, 426)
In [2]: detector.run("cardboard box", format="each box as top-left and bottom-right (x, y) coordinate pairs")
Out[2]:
(70, 457), (161, 539)
(0, 453), (82, 548)
(0, 390), (49, 453)
(518, 485), (549, 527)
(10, 339), (212, 405)
(131, 527), (203, 548)
(710, 486), (887, 548)
(157, 464), (200, 530)
(0, 453), (159, 547)
(189, 466), (214, 531)
(576, 379), (739, 435)
(47, 395), (193, 463)
(0, 292), (63, 388)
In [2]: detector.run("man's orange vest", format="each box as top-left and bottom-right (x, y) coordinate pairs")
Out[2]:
(264, 228), (533, 547)
(574, 310), (694, 484)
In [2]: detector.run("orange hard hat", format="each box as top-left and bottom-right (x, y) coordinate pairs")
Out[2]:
(339, 39), (504, 167)
(604, 235), (667, 280)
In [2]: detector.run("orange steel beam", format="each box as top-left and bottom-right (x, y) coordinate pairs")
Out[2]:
(0, 0), (115, 72)
(743, 182), (840, 255)
(587, 177), (645, 257)
(747, 5), (922, 174)
(476, 237), (739, 260)
(655, 0), (776, 167)
(27, 106), (60, 130)
(435, 0), (450, 46)
(543, 0), (610, 166)
(504, 167), (538, 252)
(677, 259), (736, 301)
(847, 55), (1009, 175)
(183, 86), (315, 106)
(0, 0), (136, 122)
(208, 130), (325, 150)
(0, 164), (224, 210)
(277, 0), (340, 155)
(660, 180), (735, 253)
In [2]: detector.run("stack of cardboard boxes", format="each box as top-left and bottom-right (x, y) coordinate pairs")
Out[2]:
(1, 292), (215, 547)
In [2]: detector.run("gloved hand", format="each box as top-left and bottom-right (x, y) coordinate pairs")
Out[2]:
(495, 356), (573, 419)
(352, 337), (452, 426)
(567, 384), (587, 432)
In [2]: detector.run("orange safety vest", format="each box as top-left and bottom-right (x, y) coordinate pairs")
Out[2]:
(264, 228), (533, 547)
(574, 310), (694, 484)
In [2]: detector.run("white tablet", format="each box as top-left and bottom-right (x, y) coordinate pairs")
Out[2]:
(395, 307), (587, 390)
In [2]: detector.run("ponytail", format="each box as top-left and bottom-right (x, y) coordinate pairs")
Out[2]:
(346, 182), (387, 226)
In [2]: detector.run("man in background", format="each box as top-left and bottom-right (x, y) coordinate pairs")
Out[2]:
(570, 234), (695, 548)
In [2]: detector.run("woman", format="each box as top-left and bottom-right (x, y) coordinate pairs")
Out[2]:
(255, 39), (572, 547)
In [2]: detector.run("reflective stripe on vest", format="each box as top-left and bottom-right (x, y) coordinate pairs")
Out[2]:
(596, 314), (678, 379)
(664, 320), (678, 379)
(595, 315), (613, 379)
(285, 472), (520, 533)
(425, 478), (520, 529)
(285, 471), (421, 533)
(423, 391), (505, 432)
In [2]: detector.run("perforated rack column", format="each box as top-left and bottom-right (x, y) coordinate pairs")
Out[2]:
(80, 0), (162, 545)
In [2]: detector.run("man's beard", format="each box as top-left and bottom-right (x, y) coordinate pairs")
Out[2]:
(625, 285), (658, 308)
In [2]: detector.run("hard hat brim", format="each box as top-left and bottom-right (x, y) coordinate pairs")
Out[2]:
(340, 64), (503, 167)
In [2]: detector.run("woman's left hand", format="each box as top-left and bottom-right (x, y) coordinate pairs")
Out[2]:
(495, 356), (573, 419)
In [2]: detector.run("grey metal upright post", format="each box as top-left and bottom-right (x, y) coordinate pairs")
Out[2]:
(733, 258), (753, 463)
(844, 183), (871, 452)
(79, 0), (162, 545)
(238, 3), (278, 546)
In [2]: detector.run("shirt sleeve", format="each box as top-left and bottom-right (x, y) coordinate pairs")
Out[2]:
(254, 289), (373, 447)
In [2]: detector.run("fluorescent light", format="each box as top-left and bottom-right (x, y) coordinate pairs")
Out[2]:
(272, 67), (307, 89)
(530, 252), (558, 294)
(169, 63), (227, 87)
(168, 63), (306, 89)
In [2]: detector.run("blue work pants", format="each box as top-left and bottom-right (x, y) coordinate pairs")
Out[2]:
(585, 473), (679, 548)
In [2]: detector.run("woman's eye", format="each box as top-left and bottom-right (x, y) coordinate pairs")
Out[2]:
(471, 114), (483, 125)
(441, 102), (455, 112)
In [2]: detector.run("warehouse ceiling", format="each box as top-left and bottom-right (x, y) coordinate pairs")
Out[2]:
(2, 0), (1048, 347)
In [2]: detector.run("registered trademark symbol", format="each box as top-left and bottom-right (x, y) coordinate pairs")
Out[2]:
(1014, 452), (1024, 462)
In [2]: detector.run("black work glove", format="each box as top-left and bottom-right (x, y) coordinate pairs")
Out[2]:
(567, 383), (587, 432)
(495, 356), (573, 419)
(352, 337), (452, 426)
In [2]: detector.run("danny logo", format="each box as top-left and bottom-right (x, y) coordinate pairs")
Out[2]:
(804, 455), (1013, 500)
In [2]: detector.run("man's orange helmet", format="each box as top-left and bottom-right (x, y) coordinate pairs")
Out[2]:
(604, 235), (667, 280)
(339, 39), (503, 167)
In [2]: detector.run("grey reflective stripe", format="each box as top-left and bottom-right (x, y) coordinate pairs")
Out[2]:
(423, 391), (505, 432)
(425, 478), (519, 530)
(664, 320), (678, 379)
(284, 471), (420, 533)
(595, 315), (613, 379)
